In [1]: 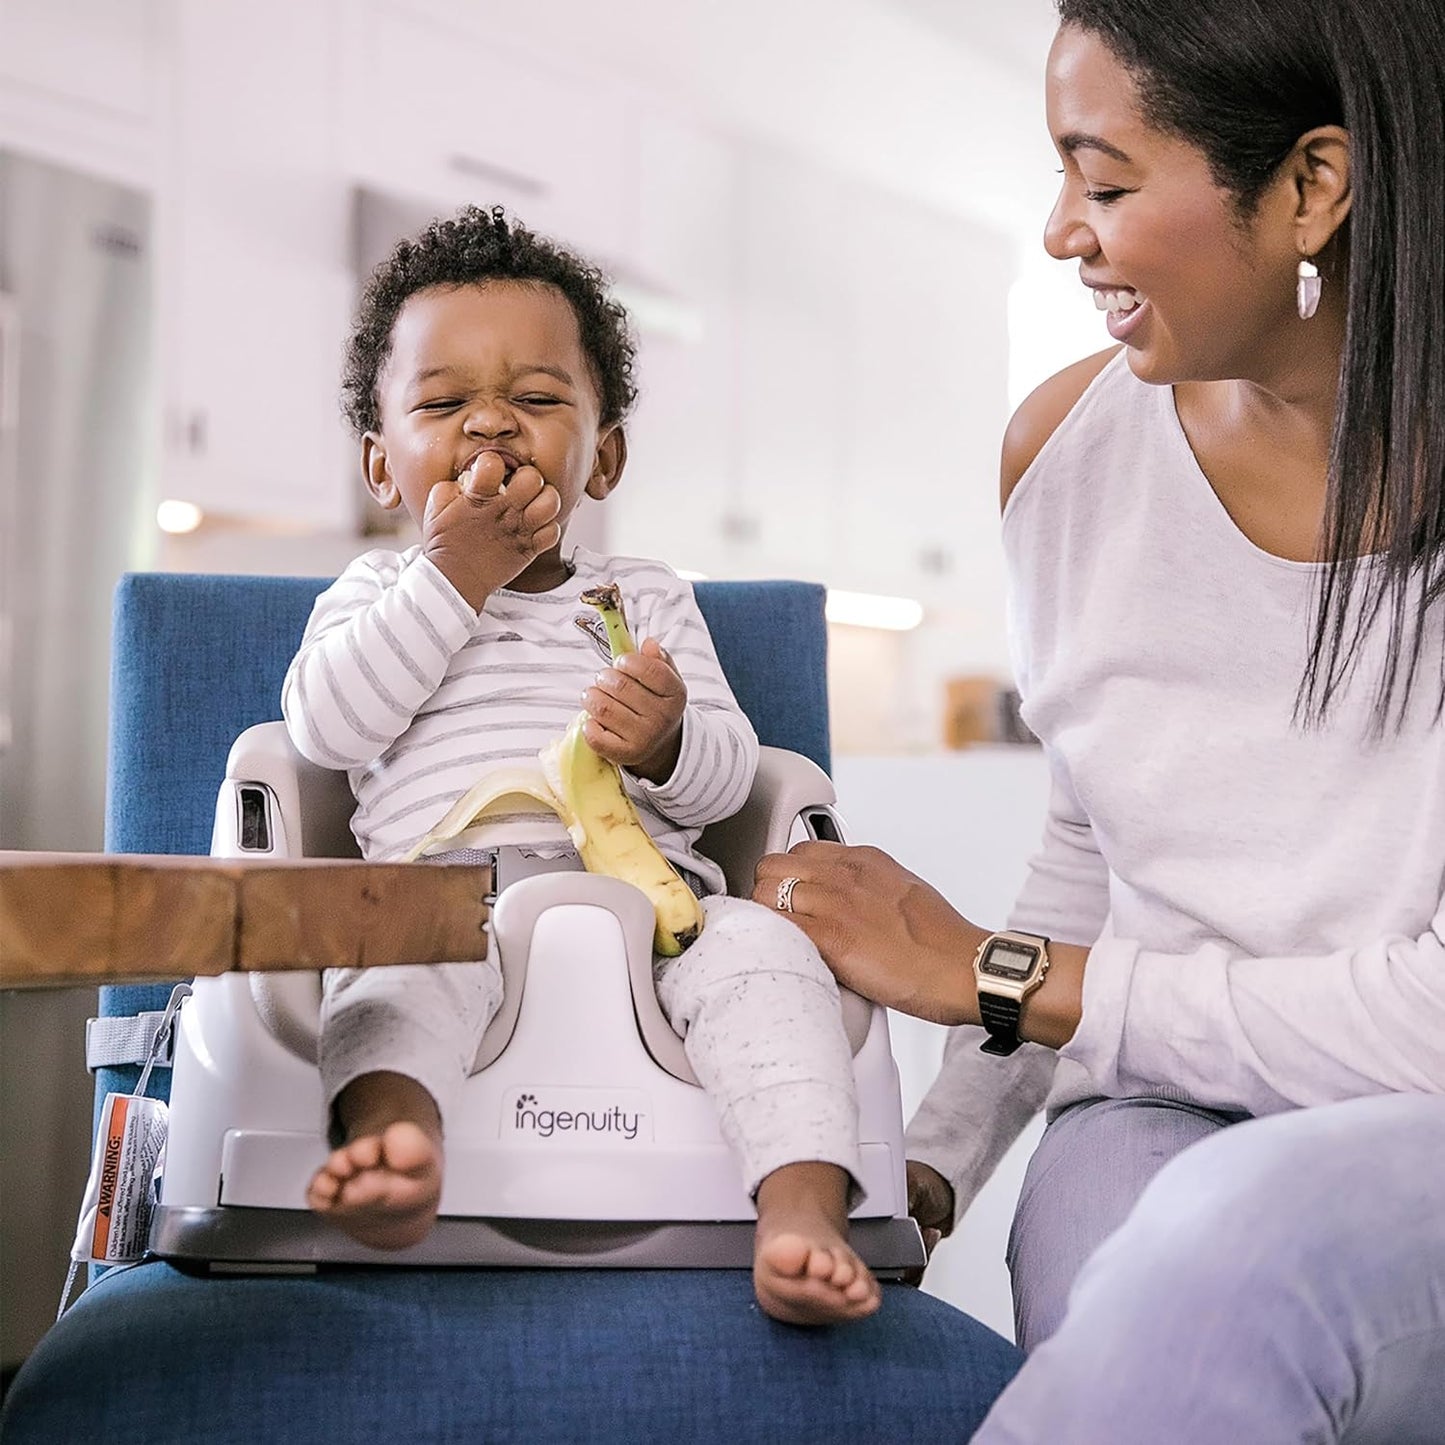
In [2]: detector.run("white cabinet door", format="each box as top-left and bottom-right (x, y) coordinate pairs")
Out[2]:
(612, 129), (1015, 608)
(0, 0), (162, 185)
(840, 200), (1012, 611)
(159, 0), (355, 528)
(338, 0), (629, 265)
(0, 0), (159, 122)
(606, 111), (737, 579)
(732, 146), (850, 581)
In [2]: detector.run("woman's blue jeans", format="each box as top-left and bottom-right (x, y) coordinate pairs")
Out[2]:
(974, 1092), (1445, 1443)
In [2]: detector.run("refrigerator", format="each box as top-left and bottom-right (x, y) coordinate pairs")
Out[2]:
(0, 148), (154, 1374)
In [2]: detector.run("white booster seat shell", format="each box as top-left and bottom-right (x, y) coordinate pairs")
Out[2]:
(149, 722), (926, 1273)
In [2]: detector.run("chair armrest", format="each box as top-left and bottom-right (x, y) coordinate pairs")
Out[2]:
(218, 732), (835, 881)
(699, 746), (842, 898)
(211, 721), (359, 861)
(699, 749), (872, 1051)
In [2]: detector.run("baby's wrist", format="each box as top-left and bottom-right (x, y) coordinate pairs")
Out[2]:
(423, 549), (491, 614)
(631, 728), (683, 786)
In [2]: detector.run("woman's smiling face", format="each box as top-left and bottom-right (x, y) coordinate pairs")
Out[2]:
(1043, 24), (1302, 387)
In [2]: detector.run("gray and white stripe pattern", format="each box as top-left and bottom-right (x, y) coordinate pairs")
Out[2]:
(281, 544), (758, 894)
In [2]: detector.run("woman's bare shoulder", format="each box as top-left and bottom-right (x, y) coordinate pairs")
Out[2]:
(1000, 347), (1120, 511)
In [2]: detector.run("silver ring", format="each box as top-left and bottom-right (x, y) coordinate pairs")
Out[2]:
(776, 876), (800, 914)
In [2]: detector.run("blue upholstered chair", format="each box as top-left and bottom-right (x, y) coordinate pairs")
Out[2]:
(1, 572), (1020, 1444)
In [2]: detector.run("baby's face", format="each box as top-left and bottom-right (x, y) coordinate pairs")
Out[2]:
(368, 280), (616, 560)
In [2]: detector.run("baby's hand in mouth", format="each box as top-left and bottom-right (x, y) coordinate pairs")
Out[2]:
(503, 462), (546, 496)
(458, 449), (513, 498)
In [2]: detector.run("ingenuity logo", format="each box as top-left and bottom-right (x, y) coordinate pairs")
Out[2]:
(506, 1088), (651, 1144)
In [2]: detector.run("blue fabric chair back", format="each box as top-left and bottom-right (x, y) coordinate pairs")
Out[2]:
(98, 571), (830, 1102)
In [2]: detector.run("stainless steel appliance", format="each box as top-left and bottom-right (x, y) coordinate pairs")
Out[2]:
(0, 148), (153, 1376)
(0, 148), (154, 853)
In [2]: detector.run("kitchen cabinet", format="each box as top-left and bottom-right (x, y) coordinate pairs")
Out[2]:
(732, 147), (851, 581)
(337, 0), (630, 267)
(1, 0), (1021, 583)
(611, 126), (1015, 612)
(157, 0), (355, 528)
(606, 111), (739, 580)
(0, 0), (162, 187)
(0, 0), (158, 120)
(839, 199), (1012, 611)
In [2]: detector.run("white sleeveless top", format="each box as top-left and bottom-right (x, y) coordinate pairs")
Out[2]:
(906, 351), (1445, 1211)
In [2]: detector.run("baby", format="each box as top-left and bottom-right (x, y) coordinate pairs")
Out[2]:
(281, 205), (877, 1325)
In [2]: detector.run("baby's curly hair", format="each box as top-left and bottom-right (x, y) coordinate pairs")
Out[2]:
(341, 205), (638, 436)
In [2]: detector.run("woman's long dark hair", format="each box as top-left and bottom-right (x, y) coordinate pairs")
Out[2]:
(1056, 0), (1445, 730)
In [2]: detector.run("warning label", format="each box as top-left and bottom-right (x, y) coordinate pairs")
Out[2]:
(89, 1093), (168, 1262)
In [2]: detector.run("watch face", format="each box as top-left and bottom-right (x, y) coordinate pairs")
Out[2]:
(979, 939), (1038, 981)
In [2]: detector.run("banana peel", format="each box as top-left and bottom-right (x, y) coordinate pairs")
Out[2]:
(408, 582), (705, 956)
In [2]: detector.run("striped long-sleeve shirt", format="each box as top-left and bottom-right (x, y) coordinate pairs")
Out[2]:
(281, 543), (758, 894)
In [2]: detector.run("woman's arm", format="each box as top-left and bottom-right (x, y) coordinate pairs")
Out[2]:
(1066, 918), (1445, 1114)
(762, 828), (1445, 1117)
(281, 552), (478, 770)
(903, 758), (1113, 1220)
(904, 1037), (1057, 1230)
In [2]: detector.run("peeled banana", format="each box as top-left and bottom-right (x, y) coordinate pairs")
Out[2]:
(408, 583), (705, 956)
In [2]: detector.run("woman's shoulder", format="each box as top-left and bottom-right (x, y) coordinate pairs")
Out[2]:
(1000, 347), (1121, 512)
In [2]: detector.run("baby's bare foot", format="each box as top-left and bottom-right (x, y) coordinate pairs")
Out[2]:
(753, 1162), (881, 1326)
(306, 1120), (442, 1250)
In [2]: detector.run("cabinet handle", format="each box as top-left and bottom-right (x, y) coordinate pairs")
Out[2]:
(168, 406), (207, 457)
(448, 152), (546, 198)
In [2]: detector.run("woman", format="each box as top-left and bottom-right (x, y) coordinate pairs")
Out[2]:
(756, 1), (1445, 1439)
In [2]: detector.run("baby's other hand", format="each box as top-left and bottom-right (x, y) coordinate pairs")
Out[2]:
(423, 458), (561, 610)
(582, 637), (686, 784)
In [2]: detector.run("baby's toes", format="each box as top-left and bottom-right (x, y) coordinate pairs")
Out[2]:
(342, 1135), (384, 1172)
(335, 1168), (392, 1212)
(825, 1251), (859, 1290)
(320, 1149), (361, 1186)
(379, 1122), (440, 1178)
(805, 1247), (842, 1283)
(758, 1233), (812, 1280)
(306, 1169), (342, 1209)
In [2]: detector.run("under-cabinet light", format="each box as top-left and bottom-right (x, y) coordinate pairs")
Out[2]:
(156, 500), (204, 534)
(675, 571), (922, 632)
(824, 590), (924, 632)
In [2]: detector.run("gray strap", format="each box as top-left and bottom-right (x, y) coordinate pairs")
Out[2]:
(85, 1012), (174, 1072)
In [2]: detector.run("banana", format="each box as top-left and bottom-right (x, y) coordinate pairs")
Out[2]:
(404, 768), (565, 854)
(578, 582), (637, 661)
(539, 713), (705, 955)
(407, 582), (705, 956)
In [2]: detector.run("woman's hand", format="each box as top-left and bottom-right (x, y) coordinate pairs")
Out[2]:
(752, 842), (986, 1025)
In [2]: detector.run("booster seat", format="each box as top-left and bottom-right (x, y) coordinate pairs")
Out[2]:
(120, 574), (924, 1275)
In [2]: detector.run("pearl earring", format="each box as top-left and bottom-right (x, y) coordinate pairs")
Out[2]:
(1297, 257), (1322, 320)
